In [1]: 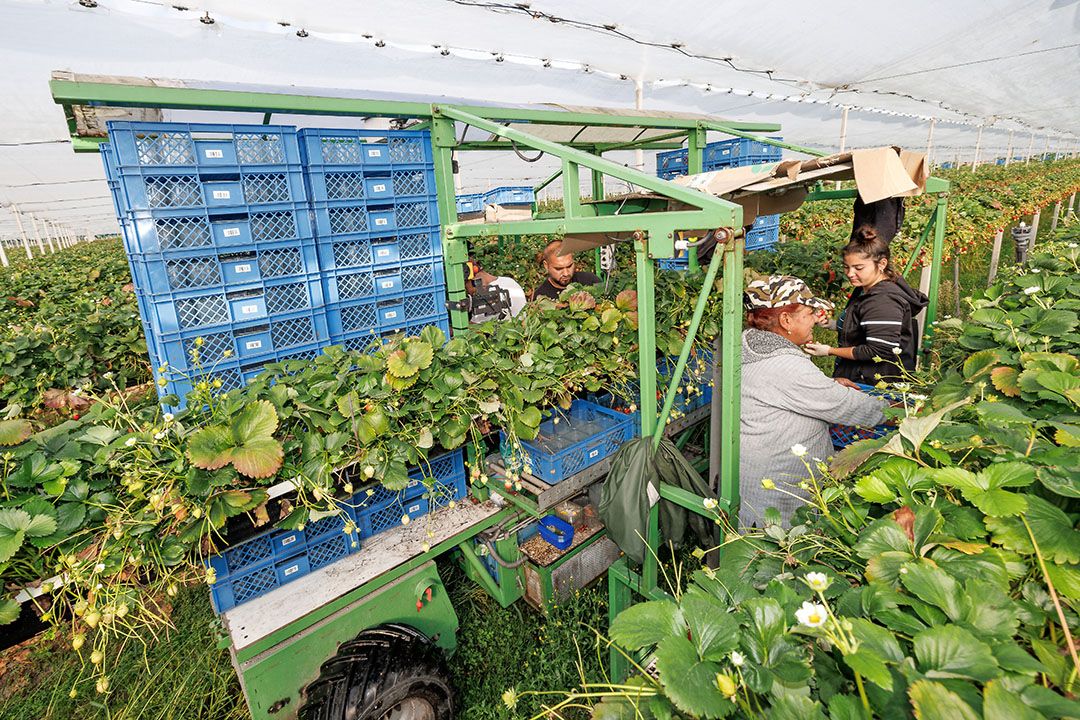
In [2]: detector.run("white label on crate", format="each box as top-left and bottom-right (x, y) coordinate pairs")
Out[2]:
(283, 564), (300, 576)
(380, 280), (395, 289)
(408, 503), (421, 513)
(374, 217), (389, 226)
(280, 535), (296, 547)
(245, 340), (263, 350)
(384, 310), (398, 320)
(372, 183), (387, 193)
(367, 148), (384, 158)
(589, 449), (600, 459)
(376, 248), (391, 257)
(204, 149), (225, 159)
(223, 227), (242, 238)
(212, 190), (232, 199)
(234, 263), (252, 274)
(241, 304), (260, 315)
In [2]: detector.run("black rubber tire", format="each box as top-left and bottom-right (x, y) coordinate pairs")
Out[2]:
(298, 623), (454, 720)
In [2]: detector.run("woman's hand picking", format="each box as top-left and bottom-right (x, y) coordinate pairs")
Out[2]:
(803, 343), (831, 357)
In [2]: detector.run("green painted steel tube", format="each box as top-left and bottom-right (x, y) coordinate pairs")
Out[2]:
(636, 241), (658, 437)
(924, 194), (949, 341)
(902, 211), (938, 277)
(653, 246), (724, 448)
(593, 167), (605, 274)
(805, 188), (859, 201)
(51, 78), (780, 131)
(720, 238), (744, 514)
(431, 117), (470, 331)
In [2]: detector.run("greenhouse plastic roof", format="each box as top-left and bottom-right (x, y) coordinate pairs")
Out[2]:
(2, 0), (1079, 235)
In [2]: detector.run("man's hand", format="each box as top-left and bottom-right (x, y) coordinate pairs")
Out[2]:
(803, 343), (831, 357)
(833, 377), (861, 390)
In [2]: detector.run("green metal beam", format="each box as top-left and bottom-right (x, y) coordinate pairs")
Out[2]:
(805, 188), (858, 201)
(431, 116), (470, 331)
(902, 211), (938, 277)
(658, 483), (729, 515)
(50, 78), (781, 131)
(702, 121), (827, 158)
(924, 193), (949, 342)
(720, 238), (744, 516)
(458, 141), (683, 151)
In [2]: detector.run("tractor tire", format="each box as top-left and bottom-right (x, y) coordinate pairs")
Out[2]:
(298, 623), (454, 720)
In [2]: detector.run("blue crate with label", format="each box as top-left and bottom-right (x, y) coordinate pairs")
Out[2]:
(456, 193), (485, 215)
(357, 497), (429, 539)
(655, 136), (783, 178)
(323, 259), (446, 304)
(656, 149), (690, 177)
(127, 236), (319, 297)
(299, 128), (434, 168)
(592, 351), (713, 435)
(112, 167), (307, 215)
(105, 121), (302, 171)
(312, 198), (441, 241)
(116, 204), (313, 256)
(141, 273), (324, 336)
(326, 286), (447, 343)
(830, 383), (901, 450)
(155, 341), (324, 410)
(351, 449), (466, 516)
(208, 531), (356, 613)
(483, 186), (534, 207)
(500, 399), (634, 483)
(306, 165), (435, 203)
(148, 308), (330, 369)
(314, 229), (442, 272)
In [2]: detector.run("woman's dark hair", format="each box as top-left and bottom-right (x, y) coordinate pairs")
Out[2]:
(843, 225), (897, 279)
(746, 303), (803, 332)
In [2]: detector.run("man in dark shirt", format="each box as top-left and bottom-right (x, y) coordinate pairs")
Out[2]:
(531, 240), (602, 300)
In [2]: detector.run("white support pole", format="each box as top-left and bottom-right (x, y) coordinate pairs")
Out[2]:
(1050, 202), (1062, 233)
(29, 215), (46, 255)
(11, 206), (33, 260)
(1030, 208), (1042, 252)
(835, 105), (849, 189)
(1043, 134), (1050, 162)
(0, 233), (8, 267)
(972, 125), (984, 170)
(988, 229), (1004, 285)
(1069, 192), (1077, 218)
(925, 118), (936, 168)
(1004, 130), (1014, 166)
(1026, 132), (1035, 164)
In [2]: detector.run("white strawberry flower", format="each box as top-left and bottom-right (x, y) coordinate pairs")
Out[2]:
(805, 572), (831, 591)
(795, 601), (828, 628)
(703, 498), (719, 510)
(790, 444), (808, 457)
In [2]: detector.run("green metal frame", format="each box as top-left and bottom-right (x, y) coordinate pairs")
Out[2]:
(50, 76), (952, 698)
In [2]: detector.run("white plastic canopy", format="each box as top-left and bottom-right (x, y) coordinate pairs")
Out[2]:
(1, 0), (1078, 236)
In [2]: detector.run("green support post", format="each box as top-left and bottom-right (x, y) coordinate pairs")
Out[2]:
(924, 193), (949, 342)
(608, 558), (633, 681)
(720, 237), (744, 513)
(902, 212), (938, 277)
(593, 166), (605, 274)
(431, 116), (469, 331)
(686, 125), (707, 272)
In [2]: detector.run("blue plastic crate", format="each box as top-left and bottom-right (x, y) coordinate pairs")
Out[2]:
(116, 204), (313, 256)
(155, 340), (324, 409)
(456, 193), (484, 215)
(112, 166), (307, 214)
(306, 165), (435, 203)
(140, 273), (324, 336)
(483, 186), (534, 206)
(326, 287), (447, 341)
(299, 128), (434, 168)
(312, 198), (441, 241)
(127, 236), (319, 296)
(314, 229), (442, 272)
(655, 136), (783, 178)
(500, 399), (634, 483)
(656, 149), (690, 176)
(539, 515), (575, 550)
(208, 531), (356, 612)
(353, 449), (466, 512)
(106, 122), (302, 170)
(148, 308), (330, 369)
(830, 383), (900, 449)
(357, 497), (429, 539)
(746, 224), (780, 251)
(323, 259), (446, 304)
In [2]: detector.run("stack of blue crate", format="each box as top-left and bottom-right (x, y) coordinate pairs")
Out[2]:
(208, 449), (468, 612)
(483, 186), (534, 207)
(102, 123), (329, 408)
(655, 137), (784, 265)
(299, 129), (450, 351)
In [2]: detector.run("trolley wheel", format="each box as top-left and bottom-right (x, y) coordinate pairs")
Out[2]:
(298, 623), (454, 720)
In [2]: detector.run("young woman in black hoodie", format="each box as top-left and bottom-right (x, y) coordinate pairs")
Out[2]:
(803, 227), (928, 385)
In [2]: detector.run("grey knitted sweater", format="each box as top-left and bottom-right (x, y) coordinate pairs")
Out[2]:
(739, 328), (887, 528)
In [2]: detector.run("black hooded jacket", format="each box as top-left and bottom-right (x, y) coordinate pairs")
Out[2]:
(833, 276), (929, 385)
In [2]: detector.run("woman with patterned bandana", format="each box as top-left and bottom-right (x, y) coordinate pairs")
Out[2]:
(740, 275), (887, 527)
